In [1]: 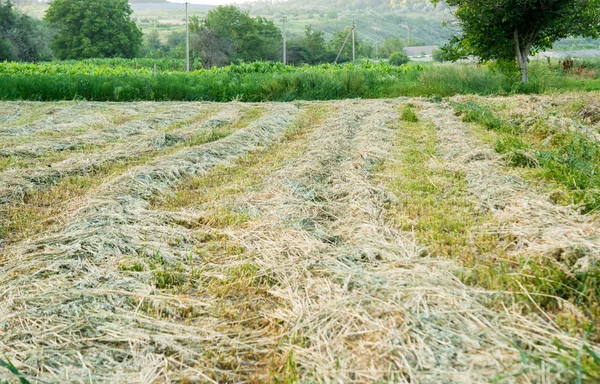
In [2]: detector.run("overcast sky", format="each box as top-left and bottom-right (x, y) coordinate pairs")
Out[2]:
(168, 0), (256, 5)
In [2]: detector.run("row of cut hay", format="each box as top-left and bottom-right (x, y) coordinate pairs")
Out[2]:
(0, 103), (204, 154)
(453, 93), (600, 143)
(418, 101), (600, 377)
(238, 99), (536, 382)
(423, 101), (600, 266)
(0, 104), (299, 383)
(0, 105), (244, 206)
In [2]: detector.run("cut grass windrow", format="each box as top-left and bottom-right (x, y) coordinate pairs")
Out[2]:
(0, 106), (265, 243)
(452, 99), (600, 213)
(1, 99), (600, 383)
(0, 104), (298, 383)
(407, 101), (600, 380)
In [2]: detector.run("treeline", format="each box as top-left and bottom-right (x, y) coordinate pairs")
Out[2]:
(140, 6), (410, 68)
(0, 0), (51, 61)
(0, 0), (409, 67)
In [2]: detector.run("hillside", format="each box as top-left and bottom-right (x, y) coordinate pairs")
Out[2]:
(246, 0), (454, 45)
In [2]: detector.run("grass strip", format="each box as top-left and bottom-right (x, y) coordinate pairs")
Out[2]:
(453, 100), (600, 213)
(377, 108), (600, 380)
(0, 107), (265, 243)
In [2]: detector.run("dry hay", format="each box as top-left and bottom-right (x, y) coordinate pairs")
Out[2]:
(420, 101), (600, 269)
(0, 103), (298, 382)
(0, 103), (245, 205)
(453, 93), (600, 142)
(0, 99), (598, 383)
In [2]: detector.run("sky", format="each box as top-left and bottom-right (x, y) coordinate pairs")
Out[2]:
(168, 0), (257, 5)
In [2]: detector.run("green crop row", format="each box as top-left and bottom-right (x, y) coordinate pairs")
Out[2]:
(0, 59), (423, 77)
(2, 59), (600, 101)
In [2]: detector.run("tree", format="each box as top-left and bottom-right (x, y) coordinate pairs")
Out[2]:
(388, 51), (409, 65)
(142, 29), (164, 58)
(380, 36), (403, 58)
(0, 0), (51, 61)
(45, 0), (142, 60)
(191, 6), (282, 66)
(329, 27), (361, 62)
(192, 29), (236, 68)
(437, 0), (600, 83)
(288, 25), (329, 65)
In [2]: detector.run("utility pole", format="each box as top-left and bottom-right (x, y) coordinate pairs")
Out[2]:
(282, 16), (287, 65)
(375, 40), (378, 60)
(334, 26), (353, 64)
(185, 2), (190, 72)
(351, 22), (356, 62)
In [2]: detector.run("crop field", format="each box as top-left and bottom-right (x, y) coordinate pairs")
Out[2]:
(0, 96), (599, 383)
(3, 59), (600, 103)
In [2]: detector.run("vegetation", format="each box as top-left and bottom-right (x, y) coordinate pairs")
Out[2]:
(0, 0), (51, 61)
(437, 0), (600, 83)
(3, 58), (600, 101)
(388, 51), (410, 66)
(379, 104), (600, 380)
(189, 6), (282, 68)
(44, 0), (143, 59)
(286, 26), (335, 65)
(453, 99), (600, 214)
(380, 36), (404, 58)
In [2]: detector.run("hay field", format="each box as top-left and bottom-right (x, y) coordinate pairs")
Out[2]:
(0, 98), (599, 383)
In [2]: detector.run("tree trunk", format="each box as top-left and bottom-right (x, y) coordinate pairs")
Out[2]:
(513, 29), (531, 84)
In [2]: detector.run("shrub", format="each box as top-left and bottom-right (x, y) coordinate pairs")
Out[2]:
(432, 49), (445, 63)
(388, 51), (410, 66)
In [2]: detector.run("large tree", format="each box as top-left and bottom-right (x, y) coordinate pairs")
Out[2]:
(438, 0), (600, 83)
(45, 0), (142, 60)
(191, 6), (282, 65)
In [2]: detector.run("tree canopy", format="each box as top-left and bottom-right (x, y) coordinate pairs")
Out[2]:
(190, 6), (282, 67)
(0, 0), (51, 61)
(45, 0), (143, 60)
(438, 0), (600, 82)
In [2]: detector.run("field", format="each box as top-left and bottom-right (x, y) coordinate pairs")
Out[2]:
(3, 59), (600, 102)
(0, 95), (599, 383)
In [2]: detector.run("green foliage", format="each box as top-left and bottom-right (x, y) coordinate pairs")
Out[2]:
(191, 6), (282, 66)
(454, 100), (600, 213)
(437, 0), (600, 82)
(329, 27), (361, 62)
(401, 105), (419, 122)
(431, 49), (444, 63)
(380, 36), (404, 58)
(494, 136), (537, 167)
(0, 356), (30, 384)
(538, 134), (600, 213)
(452, 100), (516, 133)
(4, 59), (600, 102)
(45, 0), (143, 60)
(388, 51), (409, 66)
(0, 0), (51, 61)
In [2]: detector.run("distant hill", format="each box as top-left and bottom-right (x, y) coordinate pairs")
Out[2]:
(245, 0), (453, 46)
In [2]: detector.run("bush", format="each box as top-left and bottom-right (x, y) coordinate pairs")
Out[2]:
(388, 51), (410, 66)
(432, 49), (445, 63)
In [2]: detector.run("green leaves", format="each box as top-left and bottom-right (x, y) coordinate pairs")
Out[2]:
(439, 0), (600, 82)
(45, 0), (142, 60)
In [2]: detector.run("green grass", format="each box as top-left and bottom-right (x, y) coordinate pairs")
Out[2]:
(377, 111), (600, 380)
(400, 104), (419, 122)
(453, 100), (600, 213)
(3, 59), (600, 102)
